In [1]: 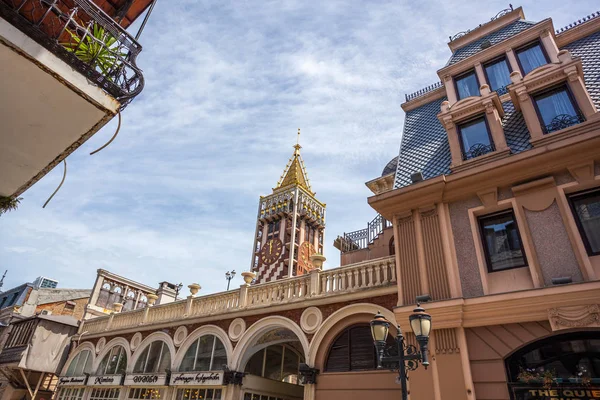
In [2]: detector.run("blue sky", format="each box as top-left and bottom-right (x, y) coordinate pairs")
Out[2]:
(0, 0), (596, 295)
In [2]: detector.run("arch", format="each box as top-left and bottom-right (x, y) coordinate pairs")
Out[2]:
(173, 325), (233, 370)
(60, 341), (96, 376)
(128, 331), (175, 373)
(308, 303), (397, 366)
(389, 236), (395, 256)
(231, 316), (309, 371)
(93, 337), (131, 373)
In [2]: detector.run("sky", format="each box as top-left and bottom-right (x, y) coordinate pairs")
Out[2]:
(0, 0), (597, 296)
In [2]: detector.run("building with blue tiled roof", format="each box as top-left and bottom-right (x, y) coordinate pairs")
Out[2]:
(337, 6), (600, 400)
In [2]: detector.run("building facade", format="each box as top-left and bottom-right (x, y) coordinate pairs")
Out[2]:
(364, 5), (600, 400)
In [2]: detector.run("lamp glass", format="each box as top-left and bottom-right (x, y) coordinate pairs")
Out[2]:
(420, 317), (431, 337)
(410, 316), (422, 336)
(370, 313), (390, 342)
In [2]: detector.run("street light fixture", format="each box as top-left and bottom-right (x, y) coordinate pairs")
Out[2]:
(225, 270), (236, 291)
(370, 304), (432, 400)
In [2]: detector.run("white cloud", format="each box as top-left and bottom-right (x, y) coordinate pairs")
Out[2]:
(1, 0), (597, 294)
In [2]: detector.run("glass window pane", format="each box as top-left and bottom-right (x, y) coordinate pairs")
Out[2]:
(66, 352), (80, 376)
(517, 44), (547, 75)
(458, 117), (491, 159)
(133, 346), (150, 373)
(455, 71), (479, 100)
(158, 343), (171, 372)
(180, 340), (198, 372)
(282, 347), (298, 382)
(145, 342), (163, 373)
(264, 346), (284, 381)
(484, 58), (511, 92)
(211, 337), (227, 371)
(571, 190), (600, 254)
(480, 211), (526, 272)
(245, 349), (264, 376)
(534, 88), (578, 129)
(74, 351), (89, 375)
(195, 336), (214, 371)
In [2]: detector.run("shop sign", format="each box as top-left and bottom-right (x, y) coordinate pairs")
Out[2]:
(88, 375), (123, 386)
(58, 376), (87, 386)
(512, 387), (600, 400)
(124, 373), (168, 386)
(170, 372), (224, 386)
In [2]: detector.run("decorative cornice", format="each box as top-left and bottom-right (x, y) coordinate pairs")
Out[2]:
(548, 304), (600, 331)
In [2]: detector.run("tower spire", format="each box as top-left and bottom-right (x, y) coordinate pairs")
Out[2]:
(275, 128), (312, 193)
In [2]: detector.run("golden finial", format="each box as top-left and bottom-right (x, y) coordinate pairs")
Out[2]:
(294, 128), (301, 154)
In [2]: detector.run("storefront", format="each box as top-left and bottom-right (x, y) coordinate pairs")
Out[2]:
(505, 332), (600, 400)
(87, 374), (124, 400)
(169, 371), (225, 400)
(124, 373), (169, 400)
(56, 376), (88, 400)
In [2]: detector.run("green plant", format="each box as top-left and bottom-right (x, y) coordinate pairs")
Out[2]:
(0, 196), (22, 216)
(62, 23), (126, 79)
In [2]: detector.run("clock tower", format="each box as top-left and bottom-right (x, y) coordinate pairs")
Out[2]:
(250, 130), (326, 284)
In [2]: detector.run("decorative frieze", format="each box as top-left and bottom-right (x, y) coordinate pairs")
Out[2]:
(548, 304), (600, 331)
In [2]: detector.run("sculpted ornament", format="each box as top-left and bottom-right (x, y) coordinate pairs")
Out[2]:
(548, 304), (599, 331)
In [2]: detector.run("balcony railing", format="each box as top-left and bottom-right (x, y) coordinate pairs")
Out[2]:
(462, 142), (495, 160)
(80, 256), (397, 335)
(335, 214), (391, 253)
(0, 0), (144, 106)
(542, 113), (585, 134)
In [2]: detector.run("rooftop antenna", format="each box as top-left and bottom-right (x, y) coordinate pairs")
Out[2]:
(0, 270), (7, 292)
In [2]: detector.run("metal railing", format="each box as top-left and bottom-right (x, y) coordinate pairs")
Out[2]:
(448, 5), (514, 42)
(556, 11), (600, 34)
(0, 0), (144, 106)
(462, 142), (495, 160)
(405, 81), (443, 102)
(337, 214), (391, 253)
(542, 113), (585, 134)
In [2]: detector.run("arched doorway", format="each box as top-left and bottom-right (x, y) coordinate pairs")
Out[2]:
(505, 331), (600, 400)
(234, 318), (308, 400)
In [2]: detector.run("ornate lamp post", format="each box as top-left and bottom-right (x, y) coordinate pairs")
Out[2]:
(370, 304), (432, 400)
(225, 270), (236, 291)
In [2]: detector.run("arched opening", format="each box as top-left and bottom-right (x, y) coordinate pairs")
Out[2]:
(133, 340), (171, 373)
(505, 331), (600, 399)
(56, 349), (94, 400)
(241, 327), (306, 400)
(389, 236), (395, 256)
(65, 349), (93, 376)
(96, 345), (127, 375)
(172, 334), (228, 400)
(128, 340), (172, 400)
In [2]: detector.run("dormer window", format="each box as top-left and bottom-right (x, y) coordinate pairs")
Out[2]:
(532, 85), (584, 134)
(457, 116), (494, 160)
(483, 57), (512, 95)
(455, 70), (480, 100)
(516, 41), (549, 76)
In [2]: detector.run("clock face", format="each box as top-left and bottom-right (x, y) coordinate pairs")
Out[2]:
(260, 238), (283, 265)
(298, 241), (316, 275)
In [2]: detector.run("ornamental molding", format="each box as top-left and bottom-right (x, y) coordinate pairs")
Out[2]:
(173, 326), (188, 347)
(300, 307), (323, 334)
(130, 332), (142, 351)
(96, 337), (106, 354)
(548, 304), (600, 331)
(228, 318), (246, 342)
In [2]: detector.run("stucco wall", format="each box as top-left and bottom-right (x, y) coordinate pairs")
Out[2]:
(448, 196), (485, 298)
(524, 202), (583, 284)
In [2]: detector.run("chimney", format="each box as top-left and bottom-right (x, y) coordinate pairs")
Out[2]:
(156, 281), (178, 305)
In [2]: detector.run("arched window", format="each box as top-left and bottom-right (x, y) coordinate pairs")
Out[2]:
(180, 335), (227, 372)
(389, 237), (395, 256)
(325, 325), (394, 372)
(96, 345), (127, 375)
(65, 350), (92, 376)
(245, 344), (303, 384)
(134, 341), (171, 373)
(506, 331), (600, 383)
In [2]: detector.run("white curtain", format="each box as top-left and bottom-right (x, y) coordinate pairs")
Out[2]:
(537, 90), (576, 125)
(519, 45), (547, 75)
(486, 61), (511, 91)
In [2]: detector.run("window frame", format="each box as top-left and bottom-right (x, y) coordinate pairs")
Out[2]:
(482, 55), (513, 94)
(478, 209), (529, 273)
(530, 83), (582, 134)
(514, 40), (550, 77)
(453, 69), (481, 101)
(567, 188), (600, 256)
(456, 114), (495, 161)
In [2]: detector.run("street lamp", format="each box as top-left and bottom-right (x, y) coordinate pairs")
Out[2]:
(370, 304), (432, 400)
(225, 270), (236, 291)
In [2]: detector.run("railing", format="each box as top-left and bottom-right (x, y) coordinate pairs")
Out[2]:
(405, 81), (443, 102)
(542, 113), (585, 134)
(495, 85), (509, 96)
(247, 275), (310, 307)
(0, 0), (144, 106)
(336, 214), (391, 253)
(448, 5), (514, 42)
(81, 256), (396, 335)
(556, 11), (600, 34)
(462, 142), (495, 160)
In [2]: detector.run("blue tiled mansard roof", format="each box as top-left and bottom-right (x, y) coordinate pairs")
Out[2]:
(393, 28), (600, 190)
(447, 20), (535, 66)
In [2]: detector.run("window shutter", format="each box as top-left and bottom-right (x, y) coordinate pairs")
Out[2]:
(325, 330), (349, 372)
(349, 326), (376, 371)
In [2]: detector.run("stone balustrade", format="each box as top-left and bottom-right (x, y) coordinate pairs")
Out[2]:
(81, 256), (396, 335)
